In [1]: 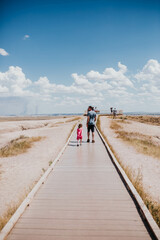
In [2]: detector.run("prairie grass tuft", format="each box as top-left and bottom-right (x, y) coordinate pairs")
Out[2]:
(116, 119), (131, 124)
(0, 135), (44, 157)
(110, 120), (122, 130)
(67, 123), (77, 141)
(0, 185), (35, 231)
(0, 204), (18, 231)
(65, 116), (82, 123)
(123, 165), (160, 227)
(116, 130), (160, 160)
(48, 160), (53, 166)
(116, 115), (160, 126)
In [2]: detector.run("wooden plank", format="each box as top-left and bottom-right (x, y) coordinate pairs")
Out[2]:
(7, 234), (151, 240)
(14, 219), (145, 230)
(10, 228), (149, 237)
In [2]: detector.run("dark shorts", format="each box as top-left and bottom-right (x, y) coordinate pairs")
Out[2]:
(88, 125), (95, 133)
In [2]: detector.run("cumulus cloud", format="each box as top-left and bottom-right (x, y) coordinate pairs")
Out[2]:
(0, 48), (9, 56)
(118, 62), (127, 73)
(0, 60), (160, 114)
(0, 85), (8, 93)
(135, 59), (160, 98)
(86, 62), (133, 88)
(135, 59), (160, 82)
(23, 35), (30, 40)
(0, 66), (32, 97)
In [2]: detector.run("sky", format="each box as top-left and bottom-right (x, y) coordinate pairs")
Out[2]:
(0, 0), (160, 115)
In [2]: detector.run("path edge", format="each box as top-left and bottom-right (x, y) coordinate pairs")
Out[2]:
(96, 125), (160, 240)
(0, 123), (77, 240)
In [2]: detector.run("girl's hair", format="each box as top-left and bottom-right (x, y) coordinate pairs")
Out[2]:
(78, 123), (82, 128)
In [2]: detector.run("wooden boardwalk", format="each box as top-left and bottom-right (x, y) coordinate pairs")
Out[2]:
(7, 124), (152, 240)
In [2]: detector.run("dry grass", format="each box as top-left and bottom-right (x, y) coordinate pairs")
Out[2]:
(67, 123), (77, 141)
(110, 120), (122, 130)
(115, 130), (160, 160)
(65, 116), (82, 123)
(0, 135), (43, 157)
(49, 121), (68, 127)
(123, 165), (160, 228)
(117, 115), (160, 126)
(97, 115), (160, 227)
(97, 116), (120, 162)
(49, 117), (82, 127)
(0, 204), (18, 231)
(0, 182), (36, 231)
(116, 119), (131, 124)
(0, 116), (64, 122)
(53, 121), (64, 125)
(21, 123), (48, 131)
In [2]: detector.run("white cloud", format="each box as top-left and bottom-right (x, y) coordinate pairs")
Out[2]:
(0, 66), (32, 88)
(0, 48), (9, 56)
(0, 85), (8, 93)
(23, 35), (30, 40)
(135, 59), (160, 100)
(86, 62), (133, 88)
(72, 73), (91, 87)
(0, 66), (32, 97)
(118, 62), (127, 73)
(0, 60), (160, 114)
(135, 59), (160, 82)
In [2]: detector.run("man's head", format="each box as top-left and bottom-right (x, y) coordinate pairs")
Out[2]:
(88, 106), (93, 111)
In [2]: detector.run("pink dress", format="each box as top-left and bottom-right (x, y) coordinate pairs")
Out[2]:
(77, 128), (83, 140)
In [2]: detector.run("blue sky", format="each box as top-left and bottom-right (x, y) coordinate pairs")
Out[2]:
(0, 0), (160, 114)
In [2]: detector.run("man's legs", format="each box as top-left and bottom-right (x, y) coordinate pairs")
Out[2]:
(87, 125), (95, 143)
(87, 125), (90, 142)
(92, 131), (95, 142)
(91, 125), (95, 142)
(87, 131), (90, 140)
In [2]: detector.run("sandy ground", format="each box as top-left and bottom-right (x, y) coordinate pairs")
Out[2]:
(100, 116), (160, 203)
(0, 116), (79, 217)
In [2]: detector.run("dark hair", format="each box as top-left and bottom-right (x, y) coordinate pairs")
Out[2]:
(78, 123), (82, 128)
(88, 106), (93, 110)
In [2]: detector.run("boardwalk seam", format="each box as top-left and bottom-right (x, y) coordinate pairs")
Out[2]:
(96, 126), (160, 240)
(0, 123), (77, 240)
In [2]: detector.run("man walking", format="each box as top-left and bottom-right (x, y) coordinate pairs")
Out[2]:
(86, 106), (96, 143)
(113, 108), (117, 119)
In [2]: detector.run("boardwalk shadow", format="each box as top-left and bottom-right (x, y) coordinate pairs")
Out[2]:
(68, 140), (87, 147)
(68, 144), (77, 147)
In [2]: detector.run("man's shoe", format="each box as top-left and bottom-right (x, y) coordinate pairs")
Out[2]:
(92, 140), (95, 143)
(87, 139), (90, 142)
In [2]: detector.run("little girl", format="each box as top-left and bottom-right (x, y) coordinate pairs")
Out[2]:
(77, 123), (83, 146)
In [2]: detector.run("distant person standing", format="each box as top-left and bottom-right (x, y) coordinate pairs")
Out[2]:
(113, 108), (117, 119)
(86, 106), (96, 143)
